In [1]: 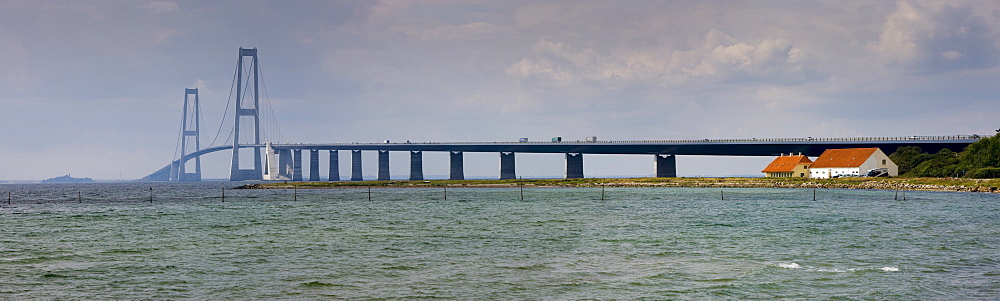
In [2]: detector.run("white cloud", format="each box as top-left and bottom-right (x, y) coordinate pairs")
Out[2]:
(143, 1), (181, 15)
(941, 50), (963, 60)
(0, 32), (37, 94)
(507, 29), (805, 87)
(405, 22), (510, 40)
(867, 1), (924, 64)
(151, 29), (182, 44)
(4, 1), (1000, 180)
(866, 1), (1000, 71)
(505, 58), (575, 86)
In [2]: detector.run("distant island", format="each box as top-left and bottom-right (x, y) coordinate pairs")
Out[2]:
(41, 174), (94, 183)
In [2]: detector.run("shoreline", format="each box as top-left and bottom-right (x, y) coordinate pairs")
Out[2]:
(235, 177), (1000, 193)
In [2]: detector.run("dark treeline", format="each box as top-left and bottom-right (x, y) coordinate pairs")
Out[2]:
(890, 134), (1000, 178)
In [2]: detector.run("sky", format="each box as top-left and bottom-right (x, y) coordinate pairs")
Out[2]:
(2, 0), (999, 181)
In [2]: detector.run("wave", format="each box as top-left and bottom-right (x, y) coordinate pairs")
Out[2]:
(773, 262), (899, 273)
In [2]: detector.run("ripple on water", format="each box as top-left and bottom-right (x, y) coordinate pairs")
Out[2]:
(1, 184), (997, 299)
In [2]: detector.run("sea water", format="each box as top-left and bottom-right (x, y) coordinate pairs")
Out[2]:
(1, 183), (997, 299)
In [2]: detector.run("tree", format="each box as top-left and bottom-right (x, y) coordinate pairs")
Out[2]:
(908, 149), (961, 177)
(889, 134), (1000, 178)
(958, 134), (1000, 170)
(889, 146), (934, 175)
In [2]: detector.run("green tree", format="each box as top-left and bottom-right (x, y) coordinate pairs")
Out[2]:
(890, 146), (935, 175)
(957, 134), (1000, 178)
(908, 149), (961, 177)
(958, 134), (1000, 170)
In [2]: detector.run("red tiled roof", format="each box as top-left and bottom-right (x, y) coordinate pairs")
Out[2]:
(809, 148), (879, 168)
(761, 155), (813, 173)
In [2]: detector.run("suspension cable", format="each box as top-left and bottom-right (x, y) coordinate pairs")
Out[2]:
(172, 104), (184, 162)
(257, 58), (285, 143)
(237, 65), (254, 144)
(208, 60), (239, 147)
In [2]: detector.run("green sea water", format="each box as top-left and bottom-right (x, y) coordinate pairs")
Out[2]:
(1, 183), (998, 299)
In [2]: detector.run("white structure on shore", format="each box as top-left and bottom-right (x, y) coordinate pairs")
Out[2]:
(809, 148), (898, 179)
(761, 153), (813, 178)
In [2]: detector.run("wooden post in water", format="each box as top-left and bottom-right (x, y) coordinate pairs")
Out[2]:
(6, 191), (10, 205)
(601, 184), (605, 201)
(813, 189), (817, 201)
(721, 190), (725, 201)
(519, 183), (524, 201)
(293, 186), (297, 201)
(443, 185), (447, 201)
(894, 188), (898, 200)
(368, 186), (372, 201)
(221, 187), (225, 202)
(149, 187), (153, 203)
(78, 191), (82, 203)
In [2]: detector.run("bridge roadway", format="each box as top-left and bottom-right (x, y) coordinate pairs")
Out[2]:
(142, 135), (981, 181)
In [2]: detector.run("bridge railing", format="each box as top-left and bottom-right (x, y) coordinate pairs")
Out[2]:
(310, 135), (984, 146)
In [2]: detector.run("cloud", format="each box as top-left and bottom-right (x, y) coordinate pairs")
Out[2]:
(940, 50), (962, 60)
(866, 1), (1000, 72)
(143, 1), (181, 15)
(681, 30), (799, 78)
(506, 29), (807, 88)
(4, 1), (1000, 180)
(151, 29), (182, 44)
(404, 21), (510, 40)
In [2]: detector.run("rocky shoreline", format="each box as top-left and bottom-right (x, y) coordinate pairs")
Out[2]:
(235, 178), (1000, 193)
(601, 180), (999, 193)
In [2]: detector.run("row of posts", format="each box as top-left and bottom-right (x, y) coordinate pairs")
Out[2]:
(0, 187), (912, 206)
(270, 150), (677, 181)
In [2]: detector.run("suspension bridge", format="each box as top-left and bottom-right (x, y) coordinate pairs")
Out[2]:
(142, 48), (983, 182)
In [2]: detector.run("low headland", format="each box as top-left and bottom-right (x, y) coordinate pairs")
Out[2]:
(236, 177), (1000, 193)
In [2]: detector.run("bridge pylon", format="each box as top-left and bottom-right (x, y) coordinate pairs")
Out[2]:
(171, 88), (202, 182)
(230, 47), (264, 181)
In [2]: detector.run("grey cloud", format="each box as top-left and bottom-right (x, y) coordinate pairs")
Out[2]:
(3, 0), (1000, 180)
(867, 1), (1000, 72)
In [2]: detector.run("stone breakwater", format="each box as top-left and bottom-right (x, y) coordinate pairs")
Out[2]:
(603, 180), (999, 193)
(236, 179), (1000, 193)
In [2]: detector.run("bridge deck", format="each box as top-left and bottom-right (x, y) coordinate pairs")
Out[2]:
(263, 136), (979, 156)
(143, 136), (981, 181)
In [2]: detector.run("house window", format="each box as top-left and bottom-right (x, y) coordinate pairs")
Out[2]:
(882, 159), (886, 165)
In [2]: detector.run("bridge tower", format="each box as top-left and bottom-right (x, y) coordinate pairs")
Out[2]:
(230, 48), (264, 181)
(171, 88), (202, 182)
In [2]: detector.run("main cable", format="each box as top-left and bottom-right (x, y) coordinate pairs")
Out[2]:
(208, 59), (240, 147)
(257, 57), (285, 143)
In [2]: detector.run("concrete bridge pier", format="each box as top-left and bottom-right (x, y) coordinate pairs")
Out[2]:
(655, 154), (677, 177)
(328, 150), (340, 181)
(449, 151), (464, 180)
(378, 150), (390, 181)
(500, 152), (516, 180)
(292, 149), (303, 181)
(565, 153), (584, 179)
(351, 150), (363, 181)
(309, 150), (320, 181)
(409, 151), (423, 180)
(279, 149), (293, 179)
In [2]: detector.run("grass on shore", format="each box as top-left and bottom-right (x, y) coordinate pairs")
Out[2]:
(241, 176), (1000, 191)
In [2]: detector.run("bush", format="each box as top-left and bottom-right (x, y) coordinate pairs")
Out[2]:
(890, 146), (933, 175)
(890, 134), (1000, 178)
(966, 167), (1000, 179)
(959, 135), (1000, 169)
(906, 149), (960, 177)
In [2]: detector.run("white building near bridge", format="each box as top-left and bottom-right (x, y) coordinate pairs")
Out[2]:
(809, 148), (898, 179)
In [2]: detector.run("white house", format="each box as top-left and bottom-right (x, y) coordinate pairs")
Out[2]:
(809, 148), (898, 179)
